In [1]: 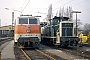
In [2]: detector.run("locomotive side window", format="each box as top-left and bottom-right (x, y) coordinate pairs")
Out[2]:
(19, 18), (28, 24)
(29, 18), (37, 24)
(52, 19), (59, 25)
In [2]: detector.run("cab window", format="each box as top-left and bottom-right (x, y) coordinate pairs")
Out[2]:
(19, 18), (28, 24)
(29, 18), (37, 24)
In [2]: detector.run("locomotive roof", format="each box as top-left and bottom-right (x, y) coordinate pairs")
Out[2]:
(60, 21), (73, 23)
(18, 15), (41, 18)
(53, 16), (69, 20)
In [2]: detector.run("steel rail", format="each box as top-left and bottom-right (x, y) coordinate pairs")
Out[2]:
(36, 49), (56, 60)
(59, 48), (90, 59)
(20, 49), (31, 60)
(21, 48), (56, 60)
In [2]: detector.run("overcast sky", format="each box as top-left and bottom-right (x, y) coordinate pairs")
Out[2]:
(0, 0), (90, 26)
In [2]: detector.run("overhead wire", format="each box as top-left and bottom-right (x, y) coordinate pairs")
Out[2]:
(16, 0), (88, 14)
(20, 0), (88, 20)
(22, 0), (30, 13)
(24, 0), (63, 17)
(72, 0), (88, 7)
(21, 0), (27, 10)
(51, 0), (88, 12)
(82, 7), (90, 12)
(53, 0), (74, 11)
(39, 0), (63, 16)
(50, 0), (87, 13)
(40, 0), (89, 22)
(52, 0), (62, 5)
(39, 0), (63, 18)
(71, 0), (89, 12)
(52, 0), (88, 16)
(39, 0), (74, 21)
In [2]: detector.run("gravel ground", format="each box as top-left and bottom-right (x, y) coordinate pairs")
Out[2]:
(40, 50), (66, 60)
(14, 45), (66, 60)
(14, 46), (27, 60)
(24, 49), (50, 60)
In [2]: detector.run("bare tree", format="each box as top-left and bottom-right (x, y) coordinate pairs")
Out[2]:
(83, 23), (90, 35)
(69, 6), (73, 20)
(64, 8), (68, 17)
(58, 6), (73, 20)
(56, 10), (58, 16)
(47, 4), (52, 20)
(73, 19), (83, 32)
(73, 19), (83, 26)
(61, 7), (64, 17)
(59, 8), (61, 17)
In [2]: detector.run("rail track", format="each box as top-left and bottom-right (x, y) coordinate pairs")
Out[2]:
(14, 46), (27, 60)
(58, 47), (90, 59)
(21, 48), (57, 60)
(15, 43), (90, 60)
(0, 37), (13, 46)
(14, 44), (65, 60)
(42, 43), (90, 59)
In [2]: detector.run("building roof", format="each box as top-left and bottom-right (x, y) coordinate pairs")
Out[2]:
(0, 25), (14, 30)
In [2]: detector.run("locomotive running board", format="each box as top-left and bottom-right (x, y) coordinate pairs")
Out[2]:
(41, 36), (56, 38)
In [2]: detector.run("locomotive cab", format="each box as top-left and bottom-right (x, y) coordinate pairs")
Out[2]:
(14, 15), (41, 48)
(41, 16), (80, 47)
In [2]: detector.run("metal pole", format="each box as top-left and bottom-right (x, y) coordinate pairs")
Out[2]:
(0, 52), (1, 60)
(12, 12), (14, 37)
(76, 13), (77, 36)
(72, 11), (81, 36)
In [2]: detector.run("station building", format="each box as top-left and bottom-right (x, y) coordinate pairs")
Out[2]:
(0, 25), (14, 37)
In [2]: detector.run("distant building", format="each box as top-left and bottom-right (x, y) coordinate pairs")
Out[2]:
(0, 25), (14, 37)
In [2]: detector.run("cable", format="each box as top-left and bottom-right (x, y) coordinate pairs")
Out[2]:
(72, 0), (88, 7)
(71, 0), (89, 12)
(21, 0), (27, 10)
(82, 7), (90, 12)
(22, 0), (30, 13)
(53, 0), (74, 11)
(21, 7), (47, 9)
(40, 0), (62, 15)
(53, 0), (62, 5)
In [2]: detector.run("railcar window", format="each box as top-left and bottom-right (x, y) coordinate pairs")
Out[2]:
(19, 18), (28, 24)
(29, 18), (37, 24)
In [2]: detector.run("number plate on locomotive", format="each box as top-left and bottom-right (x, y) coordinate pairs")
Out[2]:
(26, 29), (30, 32)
